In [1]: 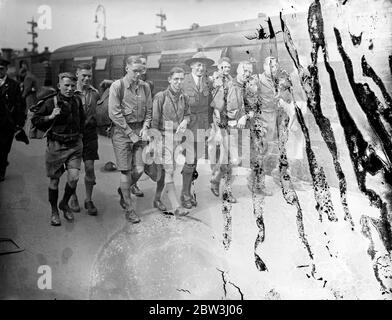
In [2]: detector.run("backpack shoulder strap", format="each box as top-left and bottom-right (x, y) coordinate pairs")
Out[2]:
(119, 78), (125, 107)
(42, 96), (58, 138)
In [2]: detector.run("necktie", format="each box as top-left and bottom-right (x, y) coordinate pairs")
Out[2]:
(197, 77), (201, 92)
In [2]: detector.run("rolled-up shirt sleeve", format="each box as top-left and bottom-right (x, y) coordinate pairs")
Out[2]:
(108, 80), (133, 136)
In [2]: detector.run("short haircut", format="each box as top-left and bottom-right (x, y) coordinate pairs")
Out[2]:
(58, 72), (77, 82)
(169, 67), (185, 77)
(237, 60), (253, 73)
(218, 57), (231, 65)
(126, 55), (144, 65)
(76, 62), (92, 70)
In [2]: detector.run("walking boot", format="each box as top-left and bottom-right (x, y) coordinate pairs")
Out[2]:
(210, 180), (220, 197)
(180, 195), (193, 209)
(190, 194), (197, 207)
(130, 184), (144, 197)
(181, 167), (194, 209)
(50, 210), (61, 226)
(125, 208), (141, 223)
(173, 207), (189, 217)
(153, 199), (167, 212)
(69, 194), (81, 212)
(59, 200), (74, 221)
(117, 187), (126, 209)
(85, 200), (98, 215)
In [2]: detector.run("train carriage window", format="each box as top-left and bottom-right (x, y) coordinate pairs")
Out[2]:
(95, 58), (107, 70)
(74, 56), (93, 62)
(146, 54), (161, 69)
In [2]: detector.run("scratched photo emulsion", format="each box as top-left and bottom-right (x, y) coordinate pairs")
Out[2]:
(0, 0), (391, 301)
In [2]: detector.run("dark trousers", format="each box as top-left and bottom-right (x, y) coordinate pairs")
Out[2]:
(0, 130), (15, 174)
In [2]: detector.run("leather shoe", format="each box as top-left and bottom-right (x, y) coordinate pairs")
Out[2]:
(59, 201), (74, 222)
(51, 210), (61, 226)
(174, 207), (189, 217)
(125, 209), (141, 223)
(180, 195), (193, 209)
(210, 181), (220, 197)
(69, 195), (81, 212)
(153, 199), (167, 212)
(190, 194), (197, 207)
(117, 187), (127, 209)
(85, 200), (98, 215)
(130, 184), (144, 197)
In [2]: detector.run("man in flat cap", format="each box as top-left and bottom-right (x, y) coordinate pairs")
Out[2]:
(181, 52), (214, 209)
(0, 58), (26, 181)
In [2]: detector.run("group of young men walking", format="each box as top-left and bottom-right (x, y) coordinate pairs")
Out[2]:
(2, 52), (299, 226)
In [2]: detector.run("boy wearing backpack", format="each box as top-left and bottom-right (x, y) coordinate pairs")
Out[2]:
(151, 67), (190, 216)
(31, 72), (85, 226)
(108, 56), (153, 223)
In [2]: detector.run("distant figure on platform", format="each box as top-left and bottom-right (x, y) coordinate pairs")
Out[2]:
(0, 58), (26, 182)
(19, 67), (38, 111)
(68, 63), (100, 215)
(139, 56), (154, 95)
(31, 72), (85, 226)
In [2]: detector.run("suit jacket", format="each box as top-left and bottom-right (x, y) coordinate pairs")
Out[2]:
(0, 76), (25, 131)
(182, 73), (212, 136)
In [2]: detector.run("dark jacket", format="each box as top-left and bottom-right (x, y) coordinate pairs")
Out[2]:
(152, 87), (190, 132)
(182, 73), (213, 135)
(0, 76), (26, 131)
(31, 93), (85, 140)
(75, 85), (100, 140)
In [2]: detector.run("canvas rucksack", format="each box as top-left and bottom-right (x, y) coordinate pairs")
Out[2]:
(28, 92), (58, 139)
(96, 79), (125, 137)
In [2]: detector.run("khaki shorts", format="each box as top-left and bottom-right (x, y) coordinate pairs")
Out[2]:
(157, 136), (182, 181)
(111, 124), (145, 171)
(46, 138), (82, 178)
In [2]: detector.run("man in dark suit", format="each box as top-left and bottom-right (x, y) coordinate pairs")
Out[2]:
(181, 52), (214, 209)
(0, 58), (26, 181)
